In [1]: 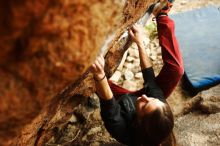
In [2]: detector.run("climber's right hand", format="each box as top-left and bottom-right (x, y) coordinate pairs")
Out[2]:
(128, 24), (144, 46)
(91, 55), (106, 81)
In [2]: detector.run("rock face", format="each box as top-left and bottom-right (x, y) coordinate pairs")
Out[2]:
(0, 0), (156, 145)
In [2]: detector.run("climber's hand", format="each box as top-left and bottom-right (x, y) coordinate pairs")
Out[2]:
(91, 55), (105, 81)
(128, 24), (144, 46)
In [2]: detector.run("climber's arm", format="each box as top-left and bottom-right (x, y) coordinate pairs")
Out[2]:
(91, 56), (132, 144)
(128, 24), (152, 70)
(91, 55), (113, 100)
(129, 24), (155, 84)
(94, 77), (113, 100)
(137, 41), (152, 70)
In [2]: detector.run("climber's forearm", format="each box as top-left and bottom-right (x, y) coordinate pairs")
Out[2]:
(137, 42), (152, 70)
(95, 77), (113, 100)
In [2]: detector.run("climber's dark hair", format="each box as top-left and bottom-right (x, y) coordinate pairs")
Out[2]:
(134, 103), (174, 146)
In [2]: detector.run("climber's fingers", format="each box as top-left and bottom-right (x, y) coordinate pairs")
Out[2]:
(130, 24), (137, 32)
(94, 60), (103, 72)
(129, 24), (141, 38)
(132, 24), (142, 33)
(131, 24), (137, 32)
(97, 55), (105, 68)
(91, 54), (105, 75)
(91, 63), (98, 72)
(99, 55), (105, 63)
(128, 29), (135, 38)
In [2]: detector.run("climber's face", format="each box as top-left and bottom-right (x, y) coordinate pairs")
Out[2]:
(136, 95), (165, 118)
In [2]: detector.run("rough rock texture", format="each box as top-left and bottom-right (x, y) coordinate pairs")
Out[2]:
(174, 85), (220, 146)
(175, 113), (220, 146)
(0, 0), (157, 145)
(4, 0), (219, 145)
(0, 0), (123, 144)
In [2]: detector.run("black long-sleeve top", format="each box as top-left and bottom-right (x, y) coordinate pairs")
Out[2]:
(100, 67), (165, 146)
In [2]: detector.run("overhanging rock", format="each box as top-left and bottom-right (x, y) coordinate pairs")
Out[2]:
(0, 0), (158, 145)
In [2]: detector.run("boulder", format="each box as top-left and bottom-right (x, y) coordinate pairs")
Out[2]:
(135, 72), (143, 79)
(123, 62), (135, 70)
(0, 0), (125, 145)
(126, 56), (135, 62)
(124, 70), (134, 80)
(128, 47), (139, 58)
(0, 0), (156, 145)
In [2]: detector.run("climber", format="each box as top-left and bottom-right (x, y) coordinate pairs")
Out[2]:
(91, 0), (183, 145)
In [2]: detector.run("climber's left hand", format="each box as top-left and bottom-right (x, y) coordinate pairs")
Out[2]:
(91, 55), (106, 81)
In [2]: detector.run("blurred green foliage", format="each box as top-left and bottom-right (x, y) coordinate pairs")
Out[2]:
(145, 22), (158, 40)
